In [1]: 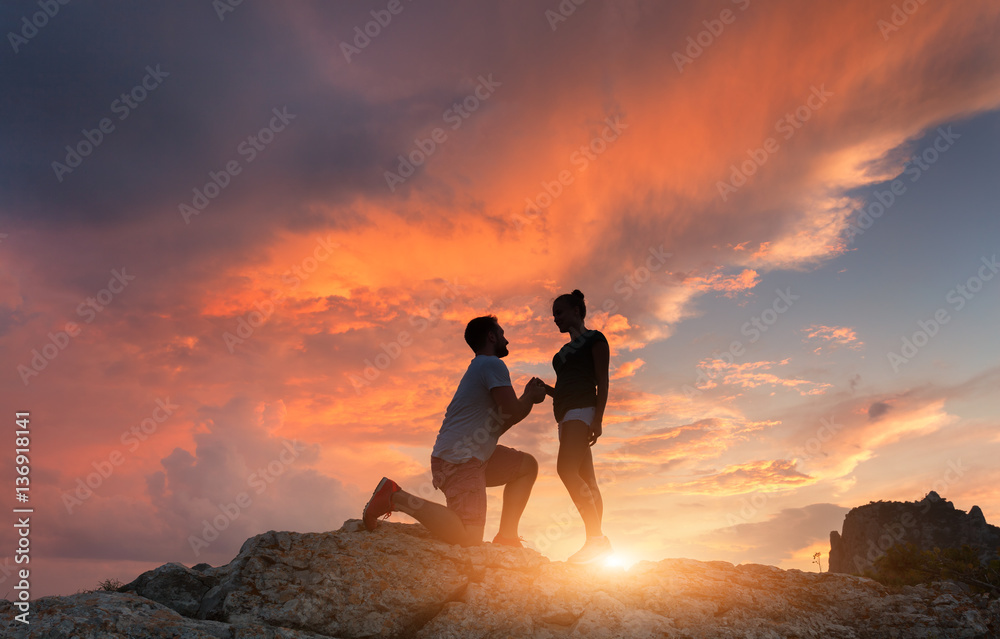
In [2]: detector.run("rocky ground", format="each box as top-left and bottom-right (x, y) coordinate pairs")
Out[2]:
(3, 520), (999, 638)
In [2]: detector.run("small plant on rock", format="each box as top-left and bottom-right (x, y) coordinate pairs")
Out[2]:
(813, 552), (823, 573)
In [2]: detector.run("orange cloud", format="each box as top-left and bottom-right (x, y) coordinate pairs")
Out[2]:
(611, 357), (645, 380)
(783, 397), (960, 484)
(696, 358), (833, 396)
(674, 268), (761, 298)
(651, 459), (814, 496)
(802, 324), (863, 354)
(607, 417), (775, 476)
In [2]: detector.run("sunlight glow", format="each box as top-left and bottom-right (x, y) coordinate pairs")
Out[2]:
(602, 553), (635, 570)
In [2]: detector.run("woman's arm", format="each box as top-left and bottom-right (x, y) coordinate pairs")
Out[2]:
(591, 338), (610, 446)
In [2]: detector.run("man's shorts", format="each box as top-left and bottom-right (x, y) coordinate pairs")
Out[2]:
(430, 444), (527, 528)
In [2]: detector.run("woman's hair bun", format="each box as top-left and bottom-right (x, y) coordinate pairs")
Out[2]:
(554, 289), (587, 320)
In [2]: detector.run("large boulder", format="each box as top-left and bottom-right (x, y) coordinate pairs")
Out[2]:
(122, 561), (218, 618)
(829, 491), (1000, 574)
(3, 518), (1000, 637)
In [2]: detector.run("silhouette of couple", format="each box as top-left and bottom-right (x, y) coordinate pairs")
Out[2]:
(363, 290), (613, 563)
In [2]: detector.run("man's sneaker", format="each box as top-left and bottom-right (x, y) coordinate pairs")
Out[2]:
(492, 533), (525, 548)
(567, 536), (613, 564)
(362, 477), (400, 531)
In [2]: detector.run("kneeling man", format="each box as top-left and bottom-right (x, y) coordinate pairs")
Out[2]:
(363, 315), (546, 547)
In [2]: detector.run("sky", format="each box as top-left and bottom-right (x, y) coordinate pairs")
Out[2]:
(1, 0), (998, 597)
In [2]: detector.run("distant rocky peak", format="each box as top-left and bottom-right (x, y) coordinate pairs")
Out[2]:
(829, 492), (1000, 574)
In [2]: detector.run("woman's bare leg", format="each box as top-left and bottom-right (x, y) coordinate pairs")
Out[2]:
(557, 421), (603, 537)
(578, 441), (603, 523)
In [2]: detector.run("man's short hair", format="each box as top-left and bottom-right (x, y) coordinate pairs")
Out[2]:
(464, 315), (499, 352)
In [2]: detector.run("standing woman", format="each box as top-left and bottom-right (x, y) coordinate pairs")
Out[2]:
(543, 290), (613, 563)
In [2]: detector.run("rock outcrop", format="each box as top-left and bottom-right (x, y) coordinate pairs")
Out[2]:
(829, 491), (1000, 575)
(4, 519), (1000, 638)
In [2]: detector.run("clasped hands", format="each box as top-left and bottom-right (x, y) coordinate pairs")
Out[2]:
(525, 377), (549, 404)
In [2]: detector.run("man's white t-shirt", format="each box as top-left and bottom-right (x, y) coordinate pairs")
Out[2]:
(431, 355), (512, 463)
